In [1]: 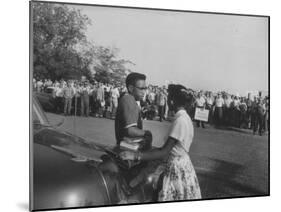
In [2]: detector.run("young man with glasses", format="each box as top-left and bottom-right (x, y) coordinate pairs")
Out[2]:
(115, 72), (152, 151)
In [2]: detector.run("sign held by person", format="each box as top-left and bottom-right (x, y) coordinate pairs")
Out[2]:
(194, 108), (209, 122)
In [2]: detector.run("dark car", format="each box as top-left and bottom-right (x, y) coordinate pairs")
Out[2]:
(31, 96), (161, 211)
(34, 87), (56, 112)
(35, 88), (85, 115)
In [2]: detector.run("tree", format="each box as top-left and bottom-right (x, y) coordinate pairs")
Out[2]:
(32, 2), (134, 84)
(32, 2), (92, 80)
(93, 46), (134, 85)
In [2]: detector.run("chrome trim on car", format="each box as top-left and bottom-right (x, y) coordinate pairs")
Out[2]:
(96, 168), (112, 204)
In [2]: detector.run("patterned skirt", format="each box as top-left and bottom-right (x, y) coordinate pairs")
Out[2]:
(158, 153), (201, 201)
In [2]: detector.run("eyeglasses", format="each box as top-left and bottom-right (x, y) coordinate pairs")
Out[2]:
(134, 86), (148, 91)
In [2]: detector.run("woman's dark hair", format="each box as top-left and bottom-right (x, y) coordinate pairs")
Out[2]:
(168, 84), (194, 108)
(126, 72), (146, 89)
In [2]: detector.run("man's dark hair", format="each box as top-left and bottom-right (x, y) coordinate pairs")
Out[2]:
(125, 72), (146, 89)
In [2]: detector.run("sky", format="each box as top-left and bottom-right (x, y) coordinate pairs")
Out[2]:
(71, 4), (268, 95)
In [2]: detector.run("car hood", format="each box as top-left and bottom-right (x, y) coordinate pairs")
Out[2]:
(32, 126), (161, 209)
(34, 126), (108, 163)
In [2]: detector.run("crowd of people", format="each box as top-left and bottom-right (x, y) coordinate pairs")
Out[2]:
(33, 78), (126, 119)
(33, 77), (269, 136)
(192, 91), (269, 136)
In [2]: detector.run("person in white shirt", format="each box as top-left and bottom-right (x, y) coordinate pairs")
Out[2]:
(223, 94), (233, 126)
(63, 81), (75, 116)
(36, 80), (43, 92)
(110, 86), (120, 119)
(214, 93), (224, 127)
(54, 83), (64, 113)
(195, 91), (206, 128)
(156, 88), (167, 122)
(96, 82), (105, 118)
(148, 88), (156, 105)
(33, 78), (37, 91)
(239, 97), (248, 128)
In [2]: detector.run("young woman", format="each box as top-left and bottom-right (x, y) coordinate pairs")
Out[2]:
(120, 84), (201, 201)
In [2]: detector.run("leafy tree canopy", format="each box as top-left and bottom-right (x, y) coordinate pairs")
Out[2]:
(92, 46), (134, 85)
(33, 2), (92, 81)
(32, 2), (134, 85)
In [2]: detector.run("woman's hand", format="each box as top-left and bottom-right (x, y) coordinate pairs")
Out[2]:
(119, 151), (137, 161)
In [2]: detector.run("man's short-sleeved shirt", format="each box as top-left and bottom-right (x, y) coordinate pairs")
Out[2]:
(115, 93), (143, 144)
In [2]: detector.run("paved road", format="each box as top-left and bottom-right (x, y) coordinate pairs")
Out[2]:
(47, 113), (269, 199)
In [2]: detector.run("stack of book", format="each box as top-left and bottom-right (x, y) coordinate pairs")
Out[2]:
(120, 137), (144, 151)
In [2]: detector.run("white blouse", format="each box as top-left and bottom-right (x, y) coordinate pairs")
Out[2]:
(168, 109), (194, 156)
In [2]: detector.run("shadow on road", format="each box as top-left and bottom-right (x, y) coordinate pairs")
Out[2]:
(196, 158), (268, 199)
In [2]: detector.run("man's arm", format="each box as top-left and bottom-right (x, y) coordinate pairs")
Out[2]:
(125, 126), (146, 138)
(120, 136), (177, 161)
(140, 136), (177, 160)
